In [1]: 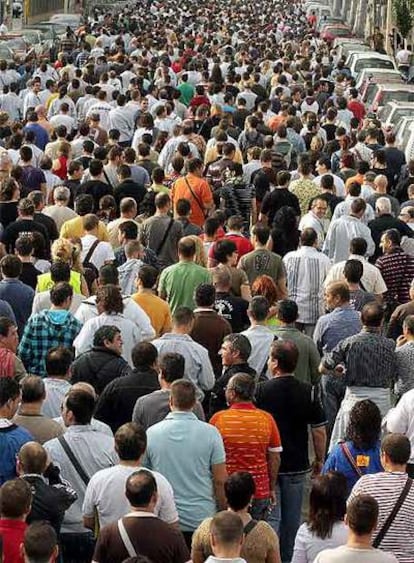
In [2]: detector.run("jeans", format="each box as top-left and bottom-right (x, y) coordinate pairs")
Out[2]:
(250, 497), (279, 533)
(60, 532), (95, 563)
(321, 373), (346, 441)
(275, 473), (307, 563)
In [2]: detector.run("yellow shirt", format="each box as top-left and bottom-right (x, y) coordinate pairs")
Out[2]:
(60, 216), (109, 241)
(37, 270), (82, 294)
(204, 145), (243, 165)
(131, 292), (172, 337)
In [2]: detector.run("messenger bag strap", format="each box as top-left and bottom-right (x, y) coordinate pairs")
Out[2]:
(340, 442), (363, 478)
(154, 217), (174, 256)
(117, 519), (137, 557)
(184, 175), (207, 218)
(58, 435), (90, 486)
(83, 238), (100, 266)
(373, 477), (413, 548)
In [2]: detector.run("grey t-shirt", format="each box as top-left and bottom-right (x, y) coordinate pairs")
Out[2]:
(132, 389), (205, 430)
(140, 215), (183, 269)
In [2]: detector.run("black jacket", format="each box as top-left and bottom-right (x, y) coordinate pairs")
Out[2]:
(70, 347), (132, 395)
(95, 367), (160, 432)
(23, 465), (78, 534)
(209, 362), (257, 418)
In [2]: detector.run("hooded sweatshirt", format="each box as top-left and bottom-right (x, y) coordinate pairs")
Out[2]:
(117, 258), (144, 296)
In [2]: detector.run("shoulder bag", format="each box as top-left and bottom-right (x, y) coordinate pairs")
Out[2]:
(154, 217), (174, 256)
(184, 176), (207, 219)
(340, 442), (363, 478)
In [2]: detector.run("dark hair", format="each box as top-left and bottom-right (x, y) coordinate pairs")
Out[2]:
(350, 238), (368, 256)
(176, 198), (191, 216)
(1, 255), (22, 278)
(277, 300), (298, 323)
(228, 372), (255, 401)
(126, 469), (157, 507)
(195, 283), (215, 307)
(381, 433), (411, 465)
(93, 325), (121, 347)
(65, 388), (95, 424)
(321, 174), (334, 190)
(15, 235), (33, 257)
(21, 375), (45, 403)
(170, 379), (196, 410)
(347, 495), (378, 535)
(308, 472), (347, 539)
(0, 479), (32, 519)
(248, 295), (269, 322)
(361, 302), (384, 327)
(75, 194), (94, 215)
(213, 239), (237, 263)
(50, 282), (73, 306)
(159, 353), (185, 383)
(346, 399), (381, 450)
(222, 334), (251, 362)
(50, 261), (71, 283)
(0, 377), (20, 407)
(173, 307), (194, 327)
(45, 346), (73, 377)
(137, 265), (158, 289)
(131, 342), (158, 369)
(23, 522), (57, 562)
(383, 228), (401, 246)
(99, 264), (119, 285)
(270, 340), (299, 372)
(115, 422), (147, 461)
(96, 285), (124, 314)
(224, 471), (255, 511)
(252, 223), (270, 245)
(344, 259), (363, 284)
(300, 228), (317, 247)
(0, 316), (16, 338)
(118, 220), (138, 240)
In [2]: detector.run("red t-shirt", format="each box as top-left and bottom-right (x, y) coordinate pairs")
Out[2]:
(224, 233), (254, 260)
(348, 100), (366, 122)
(211, 403), (282, 499)
(0, 519), (27, 563)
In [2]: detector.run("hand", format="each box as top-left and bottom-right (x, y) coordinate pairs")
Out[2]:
(269, 489), (277, 505)
(311, 460), (323, 477)
(397, 335), (407, 347)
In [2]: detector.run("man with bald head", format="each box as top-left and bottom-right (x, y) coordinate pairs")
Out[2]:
(17, 441), (77, 534)
(367, 174), (400, 218)
(369, 196), (413, 260)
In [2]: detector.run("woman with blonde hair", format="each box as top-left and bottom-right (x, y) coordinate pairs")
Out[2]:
(187, 235), (207, 268)
(36, 238), (89, 296)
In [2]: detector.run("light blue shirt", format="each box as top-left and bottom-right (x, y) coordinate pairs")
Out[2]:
(152, 333), (215, 400)
(144, 411), (226, 531)
(313, 306), (362, 355)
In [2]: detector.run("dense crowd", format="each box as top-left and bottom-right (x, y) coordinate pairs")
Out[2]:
(1, 0), (414, 562)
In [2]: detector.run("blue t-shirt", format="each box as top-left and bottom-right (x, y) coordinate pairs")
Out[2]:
(322, 441), (383, 494)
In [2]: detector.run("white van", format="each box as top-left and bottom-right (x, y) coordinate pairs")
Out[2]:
(348, 53), (397, 77)
(377, 102), (414, 129)
(395, 117), (414, 161)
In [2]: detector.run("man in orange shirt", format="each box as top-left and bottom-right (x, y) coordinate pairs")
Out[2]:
(210, 372), (282, 531)
(171, 157), (214, 228)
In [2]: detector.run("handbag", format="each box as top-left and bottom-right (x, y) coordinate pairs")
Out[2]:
(372, 477), (413, 548)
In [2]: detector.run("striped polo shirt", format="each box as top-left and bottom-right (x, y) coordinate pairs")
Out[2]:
(349, 472), (414, 562)
(210, 403), (282, 499)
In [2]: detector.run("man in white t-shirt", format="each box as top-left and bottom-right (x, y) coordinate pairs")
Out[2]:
(80, 214), (115, 271)
(314, 494), (398, 563)
(82, 422), (178, 530)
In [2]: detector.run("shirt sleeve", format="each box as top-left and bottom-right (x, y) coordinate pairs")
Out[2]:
(155, 473), (179, 524)
(268, 415), (283, 452)
(309, 384), (327, 428)
(210, 427), (226, 466)
(198, 347), (215, 391)
(291, 523), (311, 563)
(386, 397), (409, 434)
(82, 479), (96, 518)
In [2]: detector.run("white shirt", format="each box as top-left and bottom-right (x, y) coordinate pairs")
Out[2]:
(49, 114), (76, 134)
(332, 197), (375, 225)
(292, 521), (348, 563)
(32, 290), (84, 315)
(82, 464), (178, 527)
(299, 211), (329, 248)
(241, 325), (275, 377)
(74, 295), (155, 340)
(41, 378), (72, 418)
(74, 313), (144, 366)
(314, 545), (398, 563)
(283, 246), (332, 324)
(323, 215), (375, 264)
(386, 389), (414, 463)
(324, 254), (387, 294)
(80, 234), (115, 271)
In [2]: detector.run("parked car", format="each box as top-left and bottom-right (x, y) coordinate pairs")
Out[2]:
(348, 52), (397, 77)
(377, 101), (414, 130)
(316, 16), (343, 31)
(356, 68), (403, 91)
(365, 83), (414, 112)
(321, 24), (353, 42)
(48, 13), (83, 28)
(395, 117), (414, 161)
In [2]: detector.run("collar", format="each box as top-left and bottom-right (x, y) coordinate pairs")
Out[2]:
(124, 511), (156, 518)
(0, 418), (13, 428)
(194, 307), (215, 313)
(0, 520), (26, 530)
(66, 424), (94, 433)
(160, 333), (192, 341)
(165, 411), (197, 420)
(230, 402), (256, 410)
(349, 254), (366, 262)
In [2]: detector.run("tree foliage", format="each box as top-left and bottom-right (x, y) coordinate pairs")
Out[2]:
(393, 0), (413, 38)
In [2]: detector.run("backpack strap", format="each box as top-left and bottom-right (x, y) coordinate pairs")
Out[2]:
(244, 519), (258, 534)
(340, 442), (363, 478)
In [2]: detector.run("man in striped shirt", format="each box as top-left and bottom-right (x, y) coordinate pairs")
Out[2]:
(349, 434), (414, 563)
(210, 373), (282, 531)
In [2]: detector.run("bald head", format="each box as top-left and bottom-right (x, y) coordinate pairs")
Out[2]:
(18, 442), (47, 474)
(71, 381), (97, 401)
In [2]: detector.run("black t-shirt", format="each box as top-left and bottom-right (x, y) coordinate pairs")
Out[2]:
(80, 179), (112, 212)
(214, 291), (249, 333)
(256, 376), (326, 473)
(2, 219), (50, 254)
(261, 188), (301, 225)
(34, 212), (59, 242)
(20, 262), (41, 290)
(114, 179), (147, 210)
(0, 201), (18, 229)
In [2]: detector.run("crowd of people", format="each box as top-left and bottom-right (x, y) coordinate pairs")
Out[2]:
(1, 0), (414, 562)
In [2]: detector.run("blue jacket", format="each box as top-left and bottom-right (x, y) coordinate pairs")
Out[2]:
(0, 424), (33, 485)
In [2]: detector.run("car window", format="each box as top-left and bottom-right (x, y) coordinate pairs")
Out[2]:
(355, 59), (394, 72)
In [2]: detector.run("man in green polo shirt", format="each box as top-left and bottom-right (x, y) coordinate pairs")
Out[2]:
(178, 74), (195, 106)
(159, 237), (212, 314)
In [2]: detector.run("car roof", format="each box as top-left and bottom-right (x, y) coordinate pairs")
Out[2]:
(351, 52), (393, 60)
